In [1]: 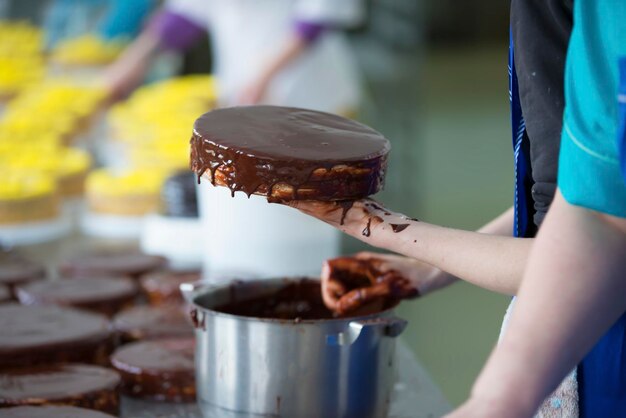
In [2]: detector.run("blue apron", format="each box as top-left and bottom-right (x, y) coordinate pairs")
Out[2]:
(510, 30), (626, 418)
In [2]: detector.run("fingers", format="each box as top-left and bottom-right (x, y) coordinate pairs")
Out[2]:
(285, 200), (342, 220)
(336, 282), (392, 315)
(321, 260), (347, 312)
(323, 279), (346, 312)
(380, 271), (420, 299)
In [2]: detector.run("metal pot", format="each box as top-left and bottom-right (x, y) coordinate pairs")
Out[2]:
(181, 278), (407, 418)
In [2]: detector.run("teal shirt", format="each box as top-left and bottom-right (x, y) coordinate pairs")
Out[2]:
(558, 0), (626, 218)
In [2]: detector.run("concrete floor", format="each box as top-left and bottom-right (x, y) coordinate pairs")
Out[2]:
(374, 43), (514, 406)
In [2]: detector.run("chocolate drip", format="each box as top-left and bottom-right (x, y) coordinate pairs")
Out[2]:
(338, 200), (355, 225)
(189, 106), (390, 201)
(362, 218), (372, 237)
(390, 223), (409, 233)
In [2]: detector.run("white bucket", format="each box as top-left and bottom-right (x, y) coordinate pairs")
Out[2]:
(197, 183), (339, 280)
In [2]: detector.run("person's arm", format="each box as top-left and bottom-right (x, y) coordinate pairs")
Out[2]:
(447, 191), (626, 417)
(104, 29), (160, 100)
(103, 9), (206, 100)
(237, 22), (324, 105)
(238, 0), (365, 105)
(290, 200), (530, 296)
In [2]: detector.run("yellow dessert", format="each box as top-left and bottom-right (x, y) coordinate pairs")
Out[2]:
(51, 34), (127, 66)
(2, 146), (92, 197)
(0, 169), (60, 224)
(0, 80), (105, 144)
(0, 21), (44, 98)
(108, 75), (216, 173)
(86, 169), (166, 216)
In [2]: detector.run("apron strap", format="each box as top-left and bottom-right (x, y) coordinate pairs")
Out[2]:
(509, 28), (536, 238)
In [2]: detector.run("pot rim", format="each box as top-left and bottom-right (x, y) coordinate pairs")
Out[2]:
(182, 277), (400, 325)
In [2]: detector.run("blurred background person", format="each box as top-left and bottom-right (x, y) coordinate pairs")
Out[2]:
(105, 0), (365, 115)
(43, 0), (156, 50)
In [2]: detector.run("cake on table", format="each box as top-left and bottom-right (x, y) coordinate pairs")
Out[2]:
(0, 364), (120, 415)
(111, 338), (196, 402)
(112, 304), (193, 343)
(59, 251), (166, 279)
(16, 276), (138, 317)
(0, 406), (116, 418)
(0, 170), (60, 225)
(0, 256), (45, 298)
(0, 304), (113, 369)
(139, 270), (200, 306)
(85, 169), (166, 216)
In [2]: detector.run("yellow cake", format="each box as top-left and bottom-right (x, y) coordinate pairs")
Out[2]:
(86, 169), (166, 216)
(3, 146), (92, 198)
(51, 34), (127, 67)
(0, 21), (44, 98)
(0, 80), (105, 144)
(0, 169), (60, 224)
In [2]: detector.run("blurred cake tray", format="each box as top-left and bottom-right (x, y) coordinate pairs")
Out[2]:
(81, 212), (145, 239)
(140, 214), (203, 270)
(0, 214), (72, 246)
(121, 343), (450, 418)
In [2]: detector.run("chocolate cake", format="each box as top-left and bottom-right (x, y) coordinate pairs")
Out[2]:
(59, 251), (167, 279)
(0, 257), (45, 298)
(16, 277), (138, 317)
(113, 305), (193, 343)
(1, 406), (116, 418)
(0, 304), (113, 369)
(111, 338), (195, 402)
(190, 106), (390, 201)
(0, 364), (120, 415)
(139, 270), (200, 306)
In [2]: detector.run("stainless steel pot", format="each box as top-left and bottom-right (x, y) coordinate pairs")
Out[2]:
(181, 278), (407, 418)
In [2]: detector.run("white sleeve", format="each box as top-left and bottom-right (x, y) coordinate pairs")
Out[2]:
(293, 0), (365, 27)
(164, 0), (212, 28)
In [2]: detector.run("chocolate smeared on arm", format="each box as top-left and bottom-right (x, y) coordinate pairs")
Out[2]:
(190, 106), (390, 202)
(390, 223), (410, 233)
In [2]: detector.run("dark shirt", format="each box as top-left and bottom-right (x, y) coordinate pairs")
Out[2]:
(510, 0), (573, 227)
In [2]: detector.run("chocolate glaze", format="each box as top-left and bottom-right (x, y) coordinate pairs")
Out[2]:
(16, 277), (137, 316)
(0, 364), (120, 415)
(60, 251), (167, 279)
(190, 106), (390, 201)
(111, 338), (195, 402)
(113, 305), (193, 343)
(140, 270), (200, 306)
(390, 223), (409, 233)
(215, 280), (336, 320)
(362, 218), (372, 237)
(1, 406), (116, 418)
(0, 304), (112, 369)
(213, 278), (394, 321)
(338, 200), (355, 225)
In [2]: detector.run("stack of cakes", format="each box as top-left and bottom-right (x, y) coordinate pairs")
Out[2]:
(0, 80), (104, 243)
(0, 249), (201, 416)
(0, 21), (44, 100)
(83, 75), (215, 239)
(107, 75), (216, 171)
